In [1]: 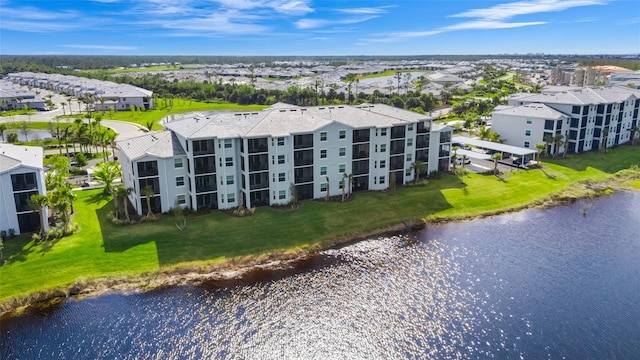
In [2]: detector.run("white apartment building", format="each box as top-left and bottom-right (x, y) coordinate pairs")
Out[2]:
(5, 72), (153, 112)
(492, 86), (640, 155)
(0, 144), (48, 235)
(117, 104), (452, 214)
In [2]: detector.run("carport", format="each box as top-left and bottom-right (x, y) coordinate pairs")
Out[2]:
(452, 136), (537, 164)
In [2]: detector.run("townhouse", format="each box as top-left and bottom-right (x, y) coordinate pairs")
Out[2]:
(117, 104), (452, 215)
(491, 86), (640, 155)
(5, 72), (153, 112)
(0, 144), (48, 235)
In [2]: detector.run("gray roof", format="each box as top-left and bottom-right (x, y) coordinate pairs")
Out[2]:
(512, 85), (639, 106)
(493, 103), (568, 120)
(117, 131), (186, 161)
(452, 136), (537, 156)
(165, 104), (432, 140)
(0, 144), (43, 173)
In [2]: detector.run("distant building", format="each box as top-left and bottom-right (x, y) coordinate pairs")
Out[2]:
(0, 144), (48, 235)
(5, 72), (153, 112)
(117, 104), (452, 214)
(492, 86), (640, 155)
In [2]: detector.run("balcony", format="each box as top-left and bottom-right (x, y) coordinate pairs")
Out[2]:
(249, 154), (269, 172)
(294, 149), (313, 167)
(390, 140), (404, 155)
(249, 172), (270, 190)
(137, 161), (158, 178)
(247, 138), (268, 154)
(353, 129), (370, 143)
(352, 144), (370, 159)
(194, 156), (216, 175)
(294, 134), (313, 149)
(352, 159), (369, 175)
(193, 139), (215, 156)
(11, 173), (38, 192)
(295, 166), (314, 184)
(195, 175), (217, 193)
(391, 126), (406, 139)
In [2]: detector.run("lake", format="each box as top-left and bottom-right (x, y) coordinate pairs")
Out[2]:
(2, 192), (639, 359)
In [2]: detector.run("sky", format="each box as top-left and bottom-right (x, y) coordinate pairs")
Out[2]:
(0, 0), (638, 55)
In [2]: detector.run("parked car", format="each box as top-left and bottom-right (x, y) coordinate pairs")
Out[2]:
(456, 156), (471, 165)
(512, 157), (531, 166)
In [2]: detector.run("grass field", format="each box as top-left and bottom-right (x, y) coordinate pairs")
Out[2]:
(0, 145), (638, 303)
(74, 99), (268, 130)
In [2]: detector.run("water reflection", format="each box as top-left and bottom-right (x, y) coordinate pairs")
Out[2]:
(2, 192), (640, 359)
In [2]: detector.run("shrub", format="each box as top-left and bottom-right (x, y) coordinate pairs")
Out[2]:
(75, 152), (88, 166)
(8, 228), (16, 239)
(0, 230), (6, 241)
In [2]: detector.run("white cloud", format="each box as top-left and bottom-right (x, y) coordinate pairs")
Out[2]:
(369, 0), (605, 42)
(295, 16), (378, 29)
(63, 44), (137, 51)
(157, 10), (267, 34)
(452, 0), (607, 20)
(336, 6), (393, 15)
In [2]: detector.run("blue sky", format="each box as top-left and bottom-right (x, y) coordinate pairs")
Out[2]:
(0, 0), (638, 55)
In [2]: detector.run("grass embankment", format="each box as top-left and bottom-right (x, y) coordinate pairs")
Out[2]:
(1, 146), (639, 311)
(60, 99), (268, 130)
(349, 69), (429, 81)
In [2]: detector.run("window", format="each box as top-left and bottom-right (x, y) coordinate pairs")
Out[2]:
(277, 137), (285, 146)
(320, 182), (327, 192)
(524, 141), (530, 148)
(339, 147), (346, 157)
(226, 175), (234, 185)
(405, 169), (412, 176)
(320, 132), (327, 141)
(380, 160), (386, 169)
(176, 194), (186, 205)
(320, 149), (327, 159)
(224, 139), (232, 148)
(320, 166), (327, 175)
(380, 128), (387, 136)
(176, 176), (185, 187)
(225, 157), (233, 167)
(339, 164), (346, 173)
(406, 154), (412, 161)
(526, 118), (532, 124)
(339, 130), (346, 139)
(227, 192), (235, 203)
(174, 158), (183, 169)
(380, 176), (386, 184)
(279, 172), (286, 182)
(275, 190), (285, 200)
(278, 155), (285, 164)
(525, 130), (531, 136)
(408, 124), (414, 131)
(380, 144), (387, 152)
(407, 138), (413, 146)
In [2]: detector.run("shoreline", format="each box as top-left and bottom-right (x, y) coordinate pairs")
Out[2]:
(1, 176), (638, 319)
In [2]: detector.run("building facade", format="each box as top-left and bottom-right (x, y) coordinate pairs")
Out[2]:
(492, 86), (640, 155)
(117, 104), (452, 214)
(0, 144), (48, 235)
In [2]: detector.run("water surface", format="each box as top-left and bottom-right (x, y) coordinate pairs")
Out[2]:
(2, 192), (639, 359)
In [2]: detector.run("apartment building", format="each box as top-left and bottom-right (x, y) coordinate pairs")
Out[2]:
(5, 72), (153, 111)
(492, 86), (640, 155)
(0, 144), (48, 235)
(117, 104), (452, 214)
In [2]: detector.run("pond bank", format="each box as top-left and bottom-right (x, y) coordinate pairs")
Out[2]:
(2, 171), (637, 319)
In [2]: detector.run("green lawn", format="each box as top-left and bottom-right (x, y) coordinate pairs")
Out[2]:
(1, 146), (639, 303)
(72, 99), (268, 130)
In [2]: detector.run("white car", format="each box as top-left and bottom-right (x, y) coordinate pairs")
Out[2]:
(456, 156), (471, 165)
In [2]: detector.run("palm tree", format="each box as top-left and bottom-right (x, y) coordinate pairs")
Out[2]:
(553, 134), (564, 158)
(476, 125), (491, 140)
(535, 143), (546, 164)
(142, 185), (155, 217)
(341, 173), (348, 201)
(630, 125), (640, 146)
(452, 146), (459, 171)
(115, 185), (133, 221)
(66, 96), (73, 116)
(325, 175), (330, 202)
(29, 194), (48, 238)
(0, 123), (5, 141)
(347, 173), (354, 198)
(543, 134), (554, 157)
(345, 73), (356, 104)
(60, 102), (67, 116)
(93, 161), (122, 194)
(411, 160), (427, 184)
(492, 152), (502, 175)
(20, 121), (30, 141)
(601, 127), (609, 152)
